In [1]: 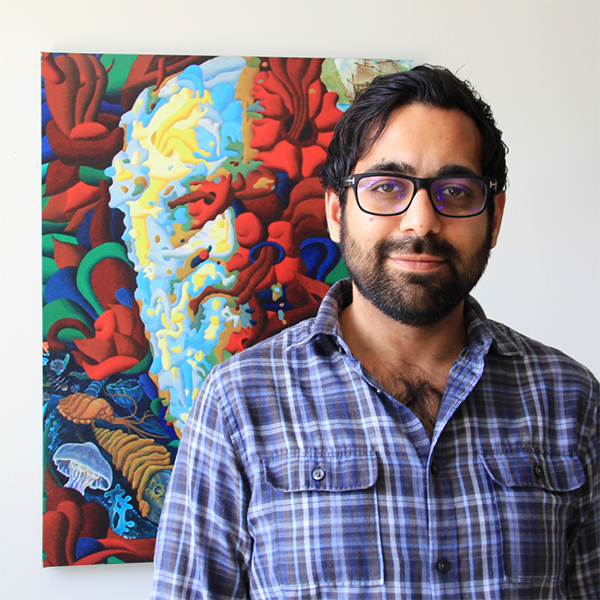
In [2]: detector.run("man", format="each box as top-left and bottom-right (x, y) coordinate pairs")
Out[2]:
(152, 65), (599, 599)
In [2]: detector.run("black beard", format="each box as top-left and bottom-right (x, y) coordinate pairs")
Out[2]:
(339, 216), (493, 328)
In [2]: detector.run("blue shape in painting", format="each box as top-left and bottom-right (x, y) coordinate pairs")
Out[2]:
(105, 484), (136, 535)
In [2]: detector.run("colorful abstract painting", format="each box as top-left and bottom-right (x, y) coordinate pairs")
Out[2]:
(41, 53), (412, 566)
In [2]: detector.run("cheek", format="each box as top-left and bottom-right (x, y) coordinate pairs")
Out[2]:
(445, 218), (489, 251)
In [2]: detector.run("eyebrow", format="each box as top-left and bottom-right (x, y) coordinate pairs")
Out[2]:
(364, 160), (479, 177)
(367, 160), (415, 175)
(436, 164), (479, 177)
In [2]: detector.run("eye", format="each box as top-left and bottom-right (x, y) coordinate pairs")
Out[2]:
(435, 178), (481, 202)
(440, 184), (471, 198)
(355, 175), (413, 214)
(431, 177), (487, 215)
(369, 177), (409, 197)
(376, 182), (401, 194)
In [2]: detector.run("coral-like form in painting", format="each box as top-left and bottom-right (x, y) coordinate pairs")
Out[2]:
(94, 427), (172, 522)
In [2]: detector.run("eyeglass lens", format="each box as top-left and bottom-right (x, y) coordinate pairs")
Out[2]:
(356, 175), (487, 217)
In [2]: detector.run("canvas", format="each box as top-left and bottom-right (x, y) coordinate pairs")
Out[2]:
(42, 53), (412, 566)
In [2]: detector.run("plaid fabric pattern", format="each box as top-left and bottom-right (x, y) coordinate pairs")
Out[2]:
(152, 280), (599, 599)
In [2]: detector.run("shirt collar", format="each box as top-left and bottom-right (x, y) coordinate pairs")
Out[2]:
(464, 296), (524, 357)
(285, 279), (350, 353)
(287, 278), (524, 358)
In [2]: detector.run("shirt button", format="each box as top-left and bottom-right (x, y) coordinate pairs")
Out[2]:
(312, 467), (325, 481)
(436, 558), (451, 573)
(430, 462), (440, 476)
(534, 464), (543, 478)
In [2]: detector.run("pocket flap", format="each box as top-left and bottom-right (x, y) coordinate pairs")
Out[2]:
(480, 451), (585, 491)
(264, 451), (378, 492)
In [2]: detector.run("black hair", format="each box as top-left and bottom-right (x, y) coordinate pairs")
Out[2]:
(321, 65), (508, 214)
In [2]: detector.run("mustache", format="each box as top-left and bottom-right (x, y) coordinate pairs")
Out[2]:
(375, 235), (460, 261)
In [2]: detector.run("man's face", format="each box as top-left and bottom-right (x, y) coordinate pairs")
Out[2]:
(326, 102), (505, 327)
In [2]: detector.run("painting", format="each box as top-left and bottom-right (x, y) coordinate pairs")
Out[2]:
(41, 53), (412, 566)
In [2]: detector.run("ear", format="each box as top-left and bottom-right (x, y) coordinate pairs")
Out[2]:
(325, 189), (343, 244)
(490, 191), (506, 249)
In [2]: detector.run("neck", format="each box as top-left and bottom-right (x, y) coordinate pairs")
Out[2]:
(339, 282), (468, 385)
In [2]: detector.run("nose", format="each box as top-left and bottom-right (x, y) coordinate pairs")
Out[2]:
(398, 187), (442, 237)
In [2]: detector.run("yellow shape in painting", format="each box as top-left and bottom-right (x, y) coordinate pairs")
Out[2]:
(153, 282), (195, 371)
(135, 179), (165, 214)
(171, 311), (185, 324)
(212, 320), (239, 363)
(185, 348), (204, 363)
(272, 283), (283, 301)
(171, 223), (195, 249)
(168, 282), (191, 336)
(204, 315), (221, 341)
(192, 262), (218, 288)
(208, 214), (233, 254)
(156, 332), (171, 371)
(114, 159), (134, 181)
(142, 262), (156, 281)
(129, 87), (213, 183)
(126, 216), (152, 268)
(133, 97), (142, 112)
(125, 179), (170, 267)
(152, 89), (211, 154)
(155, 128), (201, 165)
(236, 63), (261, 165)
(253, 176), (276, 191)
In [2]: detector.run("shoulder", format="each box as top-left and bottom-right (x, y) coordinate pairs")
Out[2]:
(217, 314), (319, 373)
(487, 318), (598, 393)
(208, 279), (349, 384)
(198, 315), (325, 420)
(467, 296), (597, 392)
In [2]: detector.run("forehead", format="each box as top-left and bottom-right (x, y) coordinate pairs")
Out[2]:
(356, 103), (483, 175)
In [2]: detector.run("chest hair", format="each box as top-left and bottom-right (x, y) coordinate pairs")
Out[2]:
(378, 370), (444, 439)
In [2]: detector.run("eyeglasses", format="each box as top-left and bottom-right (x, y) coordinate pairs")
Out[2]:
(342, 172), (498, 218)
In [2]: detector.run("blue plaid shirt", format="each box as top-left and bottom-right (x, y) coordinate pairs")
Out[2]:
(152, 280), (599, 599)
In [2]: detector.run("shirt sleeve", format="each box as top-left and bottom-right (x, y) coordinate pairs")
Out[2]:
(151, 371), (252, 599)
(565, 377), (600, 597)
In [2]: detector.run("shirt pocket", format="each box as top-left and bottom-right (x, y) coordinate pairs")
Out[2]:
(263, 450), (383, 590)
(480, 450), (585, 583)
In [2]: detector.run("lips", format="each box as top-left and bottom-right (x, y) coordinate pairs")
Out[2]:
(390, 254), (446, 272)
(379, 234), (459, 265)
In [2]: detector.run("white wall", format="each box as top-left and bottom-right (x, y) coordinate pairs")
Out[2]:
(0, 1), (598, 598)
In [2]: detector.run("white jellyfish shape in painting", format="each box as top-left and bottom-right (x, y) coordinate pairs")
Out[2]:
(53, 442), (113, 495)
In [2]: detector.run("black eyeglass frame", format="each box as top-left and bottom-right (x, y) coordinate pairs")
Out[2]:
(342, 172), (499, 218)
